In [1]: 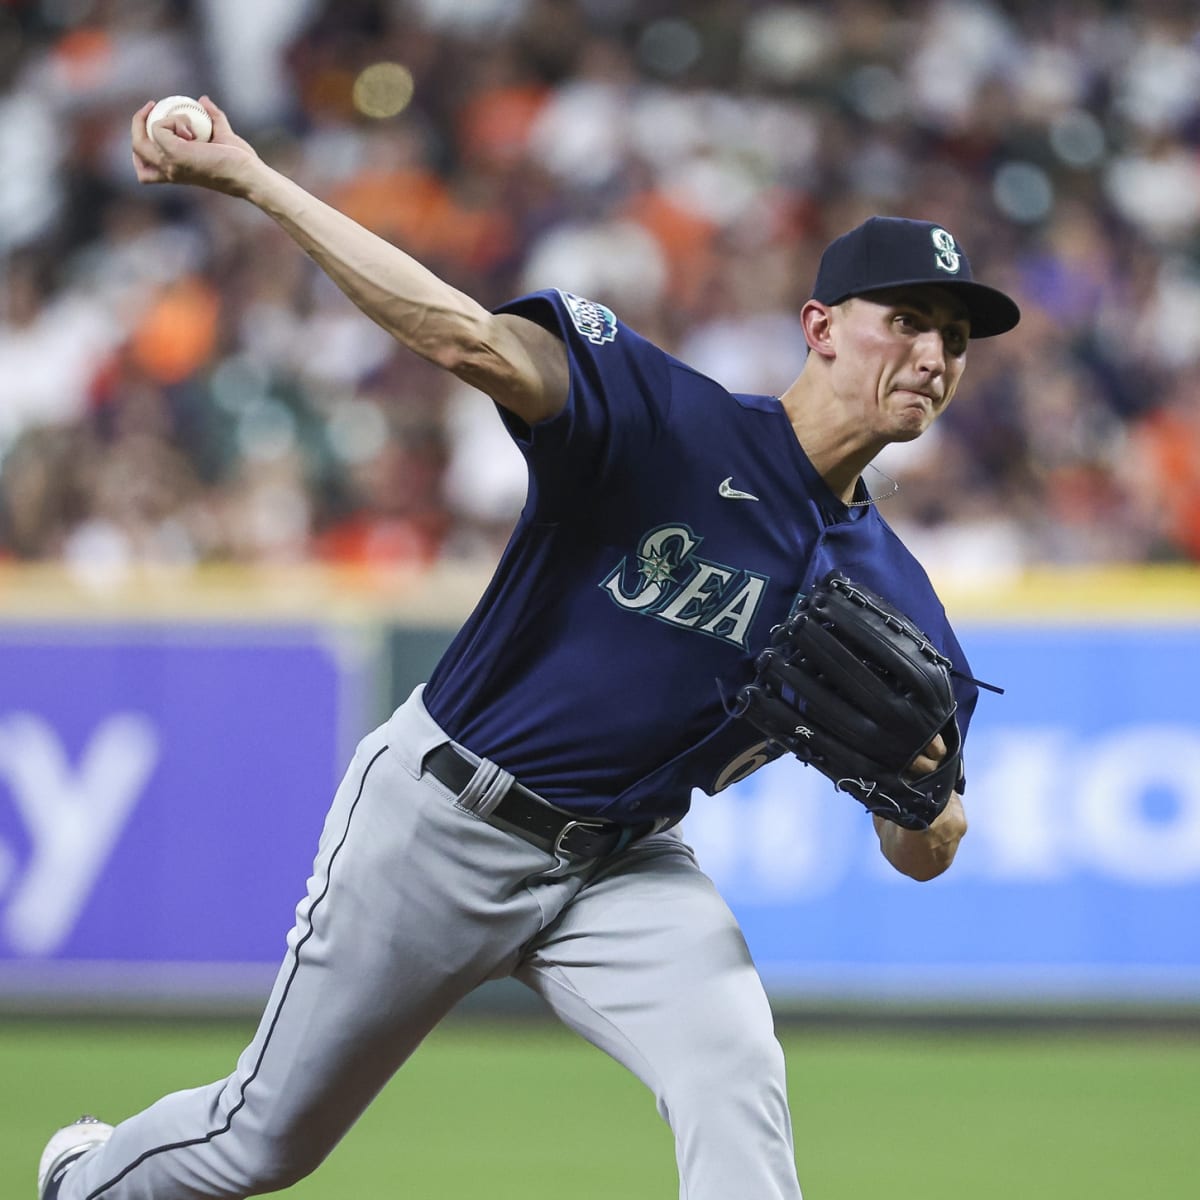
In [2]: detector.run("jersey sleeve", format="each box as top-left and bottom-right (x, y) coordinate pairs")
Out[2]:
(493, 289), (674, 519)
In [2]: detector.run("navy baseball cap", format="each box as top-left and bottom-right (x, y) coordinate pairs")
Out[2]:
(813, 216), (1020, 338)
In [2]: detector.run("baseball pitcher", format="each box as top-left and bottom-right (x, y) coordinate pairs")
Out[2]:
(37, 97), (1019, 1200)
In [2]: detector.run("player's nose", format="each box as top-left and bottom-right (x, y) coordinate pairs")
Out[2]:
(913, 328), (947, 376)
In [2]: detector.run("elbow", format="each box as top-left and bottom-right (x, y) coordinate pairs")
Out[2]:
(426, 341), (464, 373)
(425, 328), (483, 375)
(395, 300), (494, 376)
(429, 316), (513, 388)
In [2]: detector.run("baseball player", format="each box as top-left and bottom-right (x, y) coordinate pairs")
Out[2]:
(38, 98), (1019, 1200)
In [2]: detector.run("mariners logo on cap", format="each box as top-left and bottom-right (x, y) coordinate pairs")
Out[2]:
(931, 228), (962, 275)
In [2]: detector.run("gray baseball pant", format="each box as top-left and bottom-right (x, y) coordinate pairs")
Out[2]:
(63, 687), (801, 1199)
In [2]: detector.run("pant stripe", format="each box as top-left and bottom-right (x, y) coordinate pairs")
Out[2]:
(83, 744), (390, 1200)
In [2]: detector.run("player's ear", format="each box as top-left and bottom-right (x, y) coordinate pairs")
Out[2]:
(800, 300), (837, 359)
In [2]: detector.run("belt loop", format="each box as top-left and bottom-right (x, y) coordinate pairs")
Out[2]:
(474, 762), (514, 818)
(454, 757), (510, 817)
(610, 825), (637, 856)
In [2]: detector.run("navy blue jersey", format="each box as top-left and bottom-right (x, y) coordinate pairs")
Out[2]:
(424, 290), (979, 823)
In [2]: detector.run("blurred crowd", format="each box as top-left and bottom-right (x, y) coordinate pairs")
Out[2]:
(2, 0), (1200, 584)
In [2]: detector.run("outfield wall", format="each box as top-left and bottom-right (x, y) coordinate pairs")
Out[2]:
(1, 565), (1197, 1011)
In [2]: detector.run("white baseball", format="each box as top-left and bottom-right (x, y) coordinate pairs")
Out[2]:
(147, 95), (213, 144)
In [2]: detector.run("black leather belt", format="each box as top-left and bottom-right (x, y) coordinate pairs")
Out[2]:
(424, 743), (652, 859)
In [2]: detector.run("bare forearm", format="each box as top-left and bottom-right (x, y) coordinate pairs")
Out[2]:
(243, 162), (489, 370)
(131, 97), (568, 424)
(240, 160), (568, 420)
(873, 792), (967, 881)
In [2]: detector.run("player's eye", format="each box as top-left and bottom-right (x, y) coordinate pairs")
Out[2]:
(944, 328), (968, 356)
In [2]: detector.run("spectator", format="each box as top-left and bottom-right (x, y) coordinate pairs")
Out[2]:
(2, 0), (1199, 574)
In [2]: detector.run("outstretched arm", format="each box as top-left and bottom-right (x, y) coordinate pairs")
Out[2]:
(130, 97), (569, 426)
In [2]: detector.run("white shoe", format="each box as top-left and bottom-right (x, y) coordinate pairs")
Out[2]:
(37, 1116), (114, 1200)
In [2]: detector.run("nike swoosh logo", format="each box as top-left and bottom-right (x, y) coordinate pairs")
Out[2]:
(718, 476), (759, 502)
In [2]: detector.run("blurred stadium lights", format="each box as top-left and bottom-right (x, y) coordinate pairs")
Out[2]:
(352, 62), (416, 120)
(636, 19), (702, 78)
(1048, 109), (1107, 170)
(992, 159), (1055, 224)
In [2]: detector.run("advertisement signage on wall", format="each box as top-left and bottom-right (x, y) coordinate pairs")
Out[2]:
(0, 624), (368, 999)
(0, 618), (1197, 1005)
(683, 624), (1200, 1000)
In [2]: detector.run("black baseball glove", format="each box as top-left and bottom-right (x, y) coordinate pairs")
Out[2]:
(730, 571), (964, 831)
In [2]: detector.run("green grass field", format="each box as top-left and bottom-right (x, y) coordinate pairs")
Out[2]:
(3, 1017), (1196, 1198)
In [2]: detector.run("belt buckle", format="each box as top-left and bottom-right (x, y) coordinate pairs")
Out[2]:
(552, 818), (611, 859)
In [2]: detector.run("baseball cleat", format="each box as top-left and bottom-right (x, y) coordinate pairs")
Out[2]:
(38, 1115), (114, 1200)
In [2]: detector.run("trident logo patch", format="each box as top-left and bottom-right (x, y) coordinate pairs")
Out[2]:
(931, 228), (961, 274)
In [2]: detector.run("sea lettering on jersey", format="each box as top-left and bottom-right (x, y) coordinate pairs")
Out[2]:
(601, 524), (769, 648)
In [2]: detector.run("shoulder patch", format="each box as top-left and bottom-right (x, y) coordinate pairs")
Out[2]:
(558, 290), (618, 346)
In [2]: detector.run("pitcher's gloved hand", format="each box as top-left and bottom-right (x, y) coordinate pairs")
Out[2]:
(731, 571), (963, 831)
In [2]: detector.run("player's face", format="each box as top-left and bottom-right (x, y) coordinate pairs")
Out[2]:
(831, 287), (969, 441)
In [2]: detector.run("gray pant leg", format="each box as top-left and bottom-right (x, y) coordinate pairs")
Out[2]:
(64, 697), (578, 1200)
(516, 830), (802, 1200)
